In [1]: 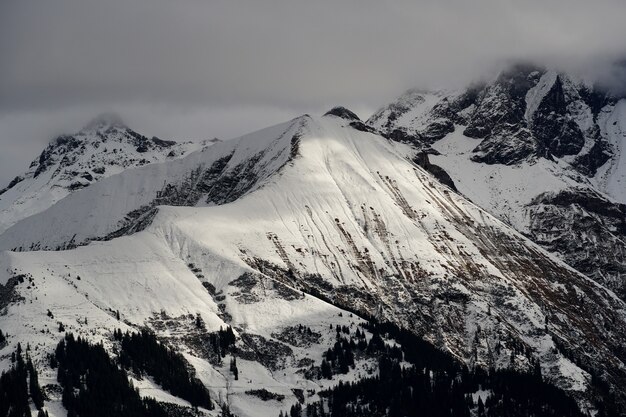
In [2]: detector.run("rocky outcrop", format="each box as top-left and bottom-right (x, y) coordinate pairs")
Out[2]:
(323, 106), (361, 121)
(526, 189), (626, 299)
(412, 152), (457, 191)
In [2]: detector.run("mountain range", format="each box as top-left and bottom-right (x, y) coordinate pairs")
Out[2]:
(1, 64), (626, 417)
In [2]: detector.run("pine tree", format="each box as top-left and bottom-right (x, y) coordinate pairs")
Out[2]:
(230, 357), (239, 380)
(195, 313), (204, 329)
(477, 396), (485, 417)
(321, 359), (332, 379)
(290, 403), (302, 417)
(27, 356), (45, 409)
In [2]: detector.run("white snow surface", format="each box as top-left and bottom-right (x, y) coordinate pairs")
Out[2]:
(430, 128), (582, 231)
(525, 70), (558, 123)
(1, 114), (625, 415)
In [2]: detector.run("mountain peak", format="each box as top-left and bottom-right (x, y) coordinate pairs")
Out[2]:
(323, 106), (361, 121)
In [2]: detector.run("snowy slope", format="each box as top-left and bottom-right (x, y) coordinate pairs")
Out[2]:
(429, 129), (581, 231)
(0, 117), (306, 251)
(0, 234), (380, 417)
(368, 64), (626, 300)
(0, 114), (210, 235)
(2, 113), (626, 414)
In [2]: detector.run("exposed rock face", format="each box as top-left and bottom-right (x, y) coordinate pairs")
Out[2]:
(370, 65), (616, 172)
(530, 76), (585, 158)
(412, 152), (458, 192)
(323, 106), (361, 121)
(526, 188), (626, 300)
(463, 64), (539, 141)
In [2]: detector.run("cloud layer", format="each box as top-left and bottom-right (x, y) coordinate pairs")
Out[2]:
(2, 0), (626, 181)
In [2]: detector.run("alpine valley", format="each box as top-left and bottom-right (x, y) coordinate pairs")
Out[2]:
(2, 64), (626, 417)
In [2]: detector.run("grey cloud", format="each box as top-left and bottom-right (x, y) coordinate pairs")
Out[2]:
(1, 0), (626, 181)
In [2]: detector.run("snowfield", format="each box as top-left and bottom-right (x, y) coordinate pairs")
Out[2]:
(3, 113), (626, 415)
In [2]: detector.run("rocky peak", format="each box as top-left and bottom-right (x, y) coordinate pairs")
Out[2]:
(24, 114), (196, 181)
(367, 62), (626, 315)
(530, 75), (585, 158)
(462, 64), (542, 140)
(371, 63), (618, 174)
(323, 106), (361, 121)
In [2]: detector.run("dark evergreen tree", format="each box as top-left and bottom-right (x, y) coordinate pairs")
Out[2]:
(27, 356), (45, 409)
(320, 359), (332, 380)
(218, 326), (237, 356)
(195, 313), (204, 329)
(290, 402), (302, 417)
(230, 357), (239, 380)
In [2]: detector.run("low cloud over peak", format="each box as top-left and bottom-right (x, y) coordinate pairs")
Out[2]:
(1, 0), (626, 181)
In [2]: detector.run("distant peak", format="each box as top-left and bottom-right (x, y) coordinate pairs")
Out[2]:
(323, 106), (361, 122)
(495, 61), (545, 83)
(83, 113), (127, 131)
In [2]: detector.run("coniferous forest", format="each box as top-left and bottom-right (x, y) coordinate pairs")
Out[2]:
(0, 343), (47, 417)
(115, 328), (213, 410)
(1, 320), (620, 417)
(54, 333), (170, 417)
(281, 320), (618, 417)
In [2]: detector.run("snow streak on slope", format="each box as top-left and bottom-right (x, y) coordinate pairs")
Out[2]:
(0, 115), (208, 234)
(524, 70), (558, 122)
(3, 114), (626, 414)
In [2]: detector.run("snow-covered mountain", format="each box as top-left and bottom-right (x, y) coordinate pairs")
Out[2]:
(0, 113), (212, 235)
(2, 110), (626, 416)
(369, 63), (626, 301)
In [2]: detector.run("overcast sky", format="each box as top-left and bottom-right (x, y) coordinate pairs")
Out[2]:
(2, 0), (626, 183)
